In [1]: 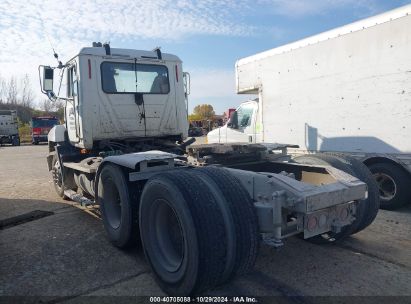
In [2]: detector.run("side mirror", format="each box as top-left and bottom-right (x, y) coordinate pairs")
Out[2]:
(41, 66), (54, 93)
(183, 72), (190, 96)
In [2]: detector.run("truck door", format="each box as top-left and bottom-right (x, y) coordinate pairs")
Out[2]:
(226, 101), (257, 143)
(65, 64), (80, 142)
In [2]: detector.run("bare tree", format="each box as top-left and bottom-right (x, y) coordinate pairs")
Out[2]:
(54, 98), (64, 110)
(6, 77), (18, 104)
(42, 99), (53, 113)
(0, 76), (6, 104)
(20, 74), (34, 108)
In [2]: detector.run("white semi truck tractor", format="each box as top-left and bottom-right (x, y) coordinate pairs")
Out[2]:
(40, 43), (378, 295)
(208, 4), (411, 210)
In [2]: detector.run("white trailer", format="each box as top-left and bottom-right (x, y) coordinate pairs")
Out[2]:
(0, 110), (20, 146)
(208, 4), (411, 210)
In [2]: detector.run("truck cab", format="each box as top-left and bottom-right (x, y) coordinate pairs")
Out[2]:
(207, 99), (259, 144)
(42, 44), (189, 150)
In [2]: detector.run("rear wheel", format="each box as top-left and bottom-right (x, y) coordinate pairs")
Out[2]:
(294, 154), (379, 244)
(97, 164), (139, 249)
(368, 162), (411, 210)
(195, 166), (259, 280)
(139, 169), (230, 295)
(323, 154), (380, 233)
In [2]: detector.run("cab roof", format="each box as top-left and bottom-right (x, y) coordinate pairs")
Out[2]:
(77, 47), (181, 62)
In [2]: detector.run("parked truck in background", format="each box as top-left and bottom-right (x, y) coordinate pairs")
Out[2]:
(0, 110), (20, 146)
(39, 42), (379, 295)
(208, 4), (411, 210)
(31, 116), (59, 145)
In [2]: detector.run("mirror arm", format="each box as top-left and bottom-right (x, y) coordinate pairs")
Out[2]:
(47, 91), (56, 101)
(38, 65), (47, 94)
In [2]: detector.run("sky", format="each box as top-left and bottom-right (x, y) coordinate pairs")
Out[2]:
(0, 0), (410, 114)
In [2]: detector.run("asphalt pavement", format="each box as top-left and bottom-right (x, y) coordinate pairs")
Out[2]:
(0, 144), (410, 302)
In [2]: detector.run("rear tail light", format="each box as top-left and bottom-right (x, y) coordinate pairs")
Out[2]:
(307, 215), (318, 232)
(339, 207), (349, 221)
(32, 128), (41, 135)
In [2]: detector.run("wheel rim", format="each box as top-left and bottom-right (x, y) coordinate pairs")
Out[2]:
(373, 172), (396, 201)
(103, 177), (122, 229)
(52, 159), (63, 190)
(151, 199), (184, 273)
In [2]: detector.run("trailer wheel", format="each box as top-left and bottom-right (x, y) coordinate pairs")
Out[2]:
(368, 162), (411, 210)
(323, 154), (380, 233)
(97, 164), (139, 249)
(195, 166), (259, 280)
(294, 154), (379, 244)
(139, 169), (228, 295)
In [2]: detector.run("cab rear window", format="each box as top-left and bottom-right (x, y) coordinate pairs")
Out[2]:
(101, 62), (169, 94)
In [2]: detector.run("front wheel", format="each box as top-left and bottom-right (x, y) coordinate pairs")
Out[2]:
(368, 162), (411, 210)
(51, 153), (67, 198)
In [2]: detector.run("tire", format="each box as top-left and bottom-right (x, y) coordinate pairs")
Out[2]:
(139, 169), (228, 295)
(51, 153), (68, 199)
(195, 166), (259, 280)
(12, 136), (20, 146)
(368, 162), (411, 210)
(293, 154), (379, 243)
(97, 164), (139, 249)
(323, 154), (380, 233)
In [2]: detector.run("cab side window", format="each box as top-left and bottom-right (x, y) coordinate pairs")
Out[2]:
(67, 66), (78, 98)
(236, 103), (254, 129)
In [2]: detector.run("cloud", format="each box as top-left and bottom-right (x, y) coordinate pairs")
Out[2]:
(0, 0), (401, 107)
(0, 0), (255, 66)
(0, 0), (257, 105)
(257, 0), (384, 17)
(0, 0), (254, 46)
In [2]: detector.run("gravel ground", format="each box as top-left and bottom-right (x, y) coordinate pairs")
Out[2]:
(0, 144), (410, 302)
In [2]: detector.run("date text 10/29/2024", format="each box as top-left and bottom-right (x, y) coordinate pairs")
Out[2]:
(150, 297), (258, 303)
